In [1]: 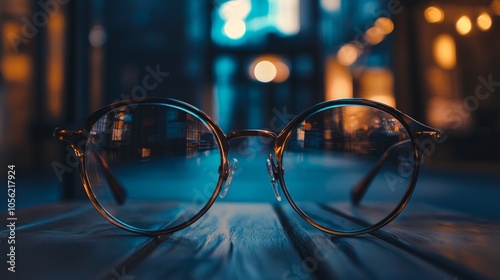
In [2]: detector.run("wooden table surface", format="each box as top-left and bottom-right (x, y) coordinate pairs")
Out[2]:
(1, 166), (500, 280)
(1, 195), (499, 280)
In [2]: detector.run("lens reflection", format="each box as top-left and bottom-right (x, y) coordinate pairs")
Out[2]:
(282, 105), (414, 233)
(85, 104), (222, 232)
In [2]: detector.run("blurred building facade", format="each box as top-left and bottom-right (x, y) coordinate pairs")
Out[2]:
(0, 0), (499, 197)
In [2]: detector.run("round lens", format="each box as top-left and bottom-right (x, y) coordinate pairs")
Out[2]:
(281, 105), (415, 233)
(84, 104), (222, 233)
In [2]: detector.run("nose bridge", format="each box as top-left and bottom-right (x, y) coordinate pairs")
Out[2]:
(226, 129), (277, 141)
(224, 129), (282, 202)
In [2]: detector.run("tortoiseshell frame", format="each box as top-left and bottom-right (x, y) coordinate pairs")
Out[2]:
(55, 98), (441, 236)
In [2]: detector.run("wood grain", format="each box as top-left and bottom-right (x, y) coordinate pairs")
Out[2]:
(1, 202), (499, 280)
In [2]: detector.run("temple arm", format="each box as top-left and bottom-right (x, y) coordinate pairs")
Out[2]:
(350, 139), (411, 205)
(54, 129), (127, 205)
(91, 148), (128, 205)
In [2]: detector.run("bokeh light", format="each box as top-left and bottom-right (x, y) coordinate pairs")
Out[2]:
(433, 34), (456, 70)
(424, 6), (444, 23)
(491, 0), (500, 15)
(272, 60), (290, 83)
(254, 61), (277, 83)
(321, 0), (341, 12)
(375, 17), (394, 34)
(223, 19), (247, 39)
(477, 12), (492, 31)
(365, 26), (385, 45)
(250, 56), (290, 83)
(337, 43), (359, 66)
(89, 25), (107, 47)
(456, 15), (472, 35)
(359, 69), (395, 107)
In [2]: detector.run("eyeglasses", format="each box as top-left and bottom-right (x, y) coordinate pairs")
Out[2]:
(54, 98), (441, 236)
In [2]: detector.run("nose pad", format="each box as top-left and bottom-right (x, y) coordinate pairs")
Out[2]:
(266, 154), (282, 201)
(220, 158), (238, 199)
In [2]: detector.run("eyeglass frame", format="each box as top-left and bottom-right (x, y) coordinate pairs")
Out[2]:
(54, 97), (441, 236)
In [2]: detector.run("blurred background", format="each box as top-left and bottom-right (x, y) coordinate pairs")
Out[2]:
(0, 0), (499, 207)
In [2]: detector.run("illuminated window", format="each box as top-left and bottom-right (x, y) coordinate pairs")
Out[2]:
(296, 121), (306, 147)
(212, 0), (301, 46)
(112, 110), (129, 141)
(186, 114), (201, 158)
(186, 115), (201, 141)
(359, 68), (395, 107)
(90, 117), (107, 135)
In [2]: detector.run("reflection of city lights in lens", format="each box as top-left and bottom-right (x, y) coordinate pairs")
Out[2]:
(337, 44), (359, 66)
(456, 15), (472, 35)
(477, 12), (492, 31)
(424, 6), (444, 23)
(223, 19), (246, 39)
(254, 61), (277, 83)
(365, 26), (385, 45)
(375, 17), (394, 34)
